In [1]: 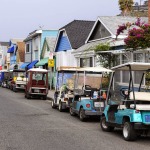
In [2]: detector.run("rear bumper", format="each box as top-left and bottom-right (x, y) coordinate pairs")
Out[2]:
(85, 110), (102, 116)
(134, 123), (150, 130)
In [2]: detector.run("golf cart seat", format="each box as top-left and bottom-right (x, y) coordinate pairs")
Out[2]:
(37, 80), (45, 85)
(130, 91), (150, 101)
(32, 79), (37, 85)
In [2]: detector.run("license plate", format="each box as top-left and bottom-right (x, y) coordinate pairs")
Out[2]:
(145, 115), (150, 122)
(34, 89), (39, 93)
(94, 102), (104, 107)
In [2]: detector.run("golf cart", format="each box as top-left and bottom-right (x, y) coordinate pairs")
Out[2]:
(51, 67), (80, 111)
(69, 66), (112, 121)
(9, 69), (26, 92)
(0, 70), (10, 88)
(25, 68), (48, 100)
(100, 62), (150, 141)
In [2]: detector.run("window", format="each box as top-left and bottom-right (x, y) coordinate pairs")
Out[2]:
(145, 53), (150, 63)
(34, 50), (38, 60)
(134, 53), (143, 62)
(26, 43), (30, 53)
(122, 54), (128, 64)
(80, 57), (93, 67)
(122, 71), (129, 83)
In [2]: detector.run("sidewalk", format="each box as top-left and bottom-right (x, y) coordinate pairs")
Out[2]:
(47, 90), (55, 100)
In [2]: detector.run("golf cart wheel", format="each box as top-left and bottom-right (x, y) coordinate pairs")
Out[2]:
(26, 92), (31, 99)
(69, 107), (76, 116)
(79, 108), (86, 122)
(123, 122), (137, 141)
(58, 101), (63, 112)
(100, 116), (114, 132)
(51, 100), (56, 109)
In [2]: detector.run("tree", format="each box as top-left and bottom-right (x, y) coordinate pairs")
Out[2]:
(118, 0), (134, 16)
(116, 18), (150, 51)
(94, 43), (117, 68)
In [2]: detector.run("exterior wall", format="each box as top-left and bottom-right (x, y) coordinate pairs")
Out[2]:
(56, 50), (77, 68)
(0, 45), (8, 69)
(25, 40), (32, 63)
(32, 35), (41, 61)
(55, 31), (72, 52)
(148, 0), (150, 24)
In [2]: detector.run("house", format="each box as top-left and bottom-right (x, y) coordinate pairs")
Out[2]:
(72, 16), (149, 85)
(0, 42), (9, 70)
(37, 37), (57, 89)
(7, 39), (24, 70)
(23, 29), (58, 70)
(54, 20), (95, 68)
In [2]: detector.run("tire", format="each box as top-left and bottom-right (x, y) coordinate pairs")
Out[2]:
(100, 116), (114, 132)
(58, 101), (63, 112)
(70, 107), (76, 116)
(79, 108), (86, 122)
(51, 100), (56, 109)
(123, 122), (137, 141)
(26, 92), (31, 99)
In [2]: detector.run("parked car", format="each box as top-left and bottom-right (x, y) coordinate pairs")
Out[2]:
(51, 67), (80, 111)
(100, 62), (150, 141)
(69, 66), (112, 121)
(25, 68), (48, 100)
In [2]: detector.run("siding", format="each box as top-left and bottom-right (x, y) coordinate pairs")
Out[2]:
(55, 36), (71, 52)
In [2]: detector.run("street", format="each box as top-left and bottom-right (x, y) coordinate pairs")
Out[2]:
(0, 88), (150, 150)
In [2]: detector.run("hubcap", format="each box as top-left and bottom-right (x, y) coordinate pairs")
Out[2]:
(123, 124), (129, 138)
(102, 118), (108, 129)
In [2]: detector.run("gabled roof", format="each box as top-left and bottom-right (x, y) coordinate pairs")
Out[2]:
(10, 38), (24, 45)
(0, 42), (9, 46)
(45, 37), (57, 50)
(86, 16), (148, 43)
(60, 20), (95, 49)
(41, 37), (57, 58)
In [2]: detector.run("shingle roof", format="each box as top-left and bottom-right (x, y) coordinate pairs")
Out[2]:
(98, 16), (148, 36)
(60, 20), (95, 49)
(45, 37), (57, 50)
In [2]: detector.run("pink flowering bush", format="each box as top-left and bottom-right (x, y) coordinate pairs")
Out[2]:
(116, 18), (150, 50)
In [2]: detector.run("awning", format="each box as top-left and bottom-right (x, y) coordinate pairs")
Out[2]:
(20, 62), (30, 69)
(7, 46), (15, 53)
(27, 60), (38, 69)
(35, 57), (49, 67)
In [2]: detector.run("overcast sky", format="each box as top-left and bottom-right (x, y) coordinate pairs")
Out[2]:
(0, 0), (141, 41)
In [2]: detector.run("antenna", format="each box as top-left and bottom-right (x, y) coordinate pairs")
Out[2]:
(38, 25), (44, 30)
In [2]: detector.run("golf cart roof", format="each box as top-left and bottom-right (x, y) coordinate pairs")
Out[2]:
(79, 66), (113, 73)
(28, 68), (48, 72)
(10, 69), (25, 72)
(0, 70), (9, 72)
(57, 66), (82, 73)
(111, 62), (150, 71)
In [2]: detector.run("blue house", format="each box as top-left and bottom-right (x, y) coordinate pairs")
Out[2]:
(54, 20), (95, 69)
(23, 29), (58, 70)
(7, 39), (24, 70)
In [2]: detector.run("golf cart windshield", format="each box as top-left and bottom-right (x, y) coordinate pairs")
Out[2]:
(108, 62), (150, 105)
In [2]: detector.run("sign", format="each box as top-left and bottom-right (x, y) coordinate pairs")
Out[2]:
(49, 52), (53, 59)
(48, 59), (54, 67)
(0, 66), (2, 70)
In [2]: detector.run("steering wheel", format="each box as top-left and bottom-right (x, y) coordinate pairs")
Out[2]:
(82, 85), (92, 90)
(120, 88), (130, 99)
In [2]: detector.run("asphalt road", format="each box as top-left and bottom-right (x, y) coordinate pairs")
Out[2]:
(0, 88), (150, 150)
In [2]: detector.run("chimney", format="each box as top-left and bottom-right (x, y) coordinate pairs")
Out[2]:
(149, 0), (150, 24)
